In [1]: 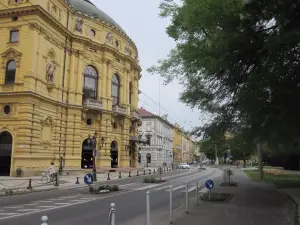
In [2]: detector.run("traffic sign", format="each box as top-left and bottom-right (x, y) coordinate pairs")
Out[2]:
(84, 173), (94, 185)
(205, 179), (214, 190)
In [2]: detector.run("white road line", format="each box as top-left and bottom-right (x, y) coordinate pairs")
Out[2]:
(135, 184), (160, 191)
(22, 204), (37, 206)
(0, 213), (19, 216)
(37, 200), (53, 203)
(199, 187), (208, 193)
(180, 186), (196, 193)
(80, 198), (94, 200)
(38, 206), (55, 208)
(17, 209), (40, 212)
(119, 183), (136, 187)
(4, 206), (23, 209)
(168, 185), (186, 192)
(55, 203), (71, 205)
(69, 200), (87, 202)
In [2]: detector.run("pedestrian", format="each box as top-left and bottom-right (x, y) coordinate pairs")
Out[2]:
(46, 162), (57, 181)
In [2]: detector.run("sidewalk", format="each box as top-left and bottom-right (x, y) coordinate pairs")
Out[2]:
(148, 168), (296, 225)
(0, 167), (172, 196)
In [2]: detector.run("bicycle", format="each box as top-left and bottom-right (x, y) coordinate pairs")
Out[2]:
(41, 171), (57, 184)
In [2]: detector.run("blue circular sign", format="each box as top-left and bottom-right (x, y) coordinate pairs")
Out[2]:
(205, 179), (214, 190)
(84, 173), (94, 185)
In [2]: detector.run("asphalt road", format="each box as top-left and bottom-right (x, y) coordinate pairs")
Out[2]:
(0, 167), (222, 225)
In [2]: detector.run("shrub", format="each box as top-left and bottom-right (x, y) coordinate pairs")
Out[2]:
(89, 186), (94, 193)
(98, 185), (105, 191)
(143, 176), (156, 183)
(111, 185), (119, 191)
(104, 185), (112, 191)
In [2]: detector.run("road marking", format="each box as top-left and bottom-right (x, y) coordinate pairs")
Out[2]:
(80, 198), (95, 200)
(119, 183), (136, 187)
(199, 187), (207, 193)
(37, 200), (53, 203)
(38, 206), (55, 208)
(180, 186), (196, 193)
(0, 213), (19, 216)
(17, 209), (40, 212)
(55, 203), (71, 205)
(22, 204), (37, 206)
(70, 200), (87, 202)
(135, 184), (160, 190)
(4, 206), (23, 209)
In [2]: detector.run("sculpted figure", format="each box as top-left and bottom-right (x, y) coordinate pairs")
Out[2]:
(46, 61), (56, 83)
(75, 18), (83, 33)
(106, 32), (113, 44)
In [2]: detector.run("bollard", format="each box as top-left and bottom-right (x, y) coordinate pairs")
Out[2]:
(167, 168), (169, 171)
(169, 186), (173, 224)
(137, 170), (139, 176)
(75, 177), (80, 184)
(119, 172), (122, 179)
(54, 174), (59, 187)
(128, 171), (131, 177)
(143, 170), (146, 175)
(107, 172), (111, 180)
(146, 191), (150, 225)
(109, 203), (116, 225)
(154, 169), (156, 173)
(27, 178), (32, 190)
(185, 182), (188, 214)
(41, 215), (48, 225)
(149, 170), (151, 175)
(196, 180), (199, 206)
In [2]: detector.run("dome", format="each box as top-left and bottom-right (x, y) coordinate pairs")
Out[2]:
(67, 0), (125, 33)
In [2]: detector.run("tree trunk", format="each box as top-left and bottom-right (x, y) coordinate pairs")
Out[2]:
(243, 159), (246, 168)
(257, 143), (264, 180)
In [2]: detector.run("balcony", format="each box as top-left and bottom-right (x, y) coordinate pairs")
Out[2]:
(83, 98), (103, 111)
(112, 105), (126, 115)
(131, 110), (140, 121)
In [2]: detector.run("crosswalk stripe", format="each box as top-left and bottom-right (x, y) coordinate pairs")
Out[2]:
(22, 204), (37, 206)
(55, 203), (71, 205)
(135, 184), (160, 191)
(17, 209), (40, 212)
(4, 206), (23, 209)
(167, 185), (186, 192)
(0, 213), (19, 216)
(38, 206), (54, 208)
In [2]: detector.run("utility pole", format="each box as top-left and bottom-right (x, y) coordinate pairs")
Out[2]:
(257, 142), (263, 179)
(215, 144), (219, 165)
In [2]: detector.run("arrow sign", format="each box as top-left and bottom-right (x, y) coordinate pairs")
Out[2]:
(84, 173), (94, 185)
(205, 179), (214, 190)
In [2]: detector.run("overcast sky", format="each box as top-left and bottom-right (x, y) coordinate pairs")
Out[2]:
(91, 0), (204, 131)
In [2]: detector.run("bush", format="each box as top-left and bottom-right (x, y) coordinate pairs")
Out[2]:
(89, 186), (94, 193)
(111, 185), (119, 191)
(98, 185), (105, 191)
(143, 176), (156, 183)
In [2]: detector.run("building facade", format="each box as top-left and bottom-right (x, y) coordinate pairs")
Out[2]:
(173, 123), (182, 164)
(0, 0), (142, 176)
(138, 108), (173, 167)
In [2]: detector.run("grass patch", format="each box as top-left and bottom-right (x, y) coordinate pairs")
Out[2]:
(200, 192), (232, 202)
(89, 184), (120, 194)
(220, 181), (238, 187)
(143, 176), (166, 183)
(245, 170), (300, 189)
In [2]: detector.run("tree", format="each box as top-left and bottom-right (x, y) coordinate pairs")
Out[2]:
(200, 138), (228, 161)
(148, 0), (300, 150)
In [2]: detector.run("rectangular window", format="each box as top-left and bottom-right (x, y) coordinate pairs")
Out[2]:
(10, 30), (19, 43)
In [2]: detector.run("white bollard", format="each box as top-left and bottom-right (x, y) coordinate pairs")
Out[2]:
(146, 191), (150, 225)
(169, 186), (173, 224)
(41, 216), (48, 225)
(196, 180), (199, 206)
(109, 203), (116, 225)
(185, 182), (188, 214)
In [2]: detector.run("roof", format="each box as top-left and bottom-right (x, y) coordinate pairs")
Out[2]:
(138, 107), (174, 128)
(67, 0), (125, 33)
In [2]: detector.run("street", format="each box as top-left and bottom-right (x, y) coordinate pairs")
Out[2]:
(0, 167), (222, 225)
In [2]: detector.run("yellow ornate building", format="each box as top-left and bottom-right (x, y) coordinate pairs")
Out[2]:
(0, 0), (141, 176)
(173, 123), (182, 163)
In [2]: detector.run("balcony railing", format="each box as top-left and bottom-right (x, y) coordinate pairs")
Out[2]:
(83, 98), (103, 111)
(112, 105), (126, 115)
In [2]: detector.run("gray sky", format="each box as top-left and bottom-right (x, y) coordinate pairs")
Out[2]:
(91, 0), (203, 131)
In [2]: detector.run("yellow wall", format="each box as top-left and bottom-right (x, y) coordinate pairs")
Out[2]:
(0, 0), (141, 176)
(173, 124), (182, 163)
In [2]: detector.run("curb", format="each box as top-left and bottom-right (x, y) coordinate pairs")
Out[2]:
(285, 193), (299, 225)
(0, 187), (58, 198)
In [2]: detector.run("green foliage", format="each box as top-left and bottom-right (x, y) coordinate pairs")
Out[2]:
(111, 185), (119, 192)
(143, 176), (156, 183)
(149, 0), (300, 150)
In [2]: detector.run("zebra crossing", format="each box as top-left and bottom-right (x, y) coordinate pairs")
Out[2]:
(0, 194), (98, 220)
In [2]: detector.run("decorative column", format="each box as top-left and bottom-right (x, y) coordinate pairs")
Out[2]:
(76, 51), (84, 104)
(101, 59), (107, 105)
(106, 60), (112, 110)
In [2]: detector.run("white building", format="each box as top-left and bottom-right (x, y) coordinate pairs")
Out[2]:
(138, 108), (173, 167)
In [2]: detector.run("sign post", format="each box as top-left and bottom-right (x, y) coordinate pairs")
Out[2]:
(84, 173), (94, 185)
(205, 179), (214, 201)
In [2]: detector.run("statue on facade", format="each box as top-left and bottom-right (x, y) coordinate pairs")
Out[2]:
(46, 61), (56, 83)
(75, 18), (84, 33)
(106, 32), (113, 44)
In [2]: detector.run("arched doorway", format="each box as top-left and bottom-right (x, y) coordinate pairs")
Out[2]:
(110, 141), (118, 168)
(146, 153), (151, 164)
(138, 153), (141, 163)
(0, 131), (13, 176)
(81, 139), (93, 169)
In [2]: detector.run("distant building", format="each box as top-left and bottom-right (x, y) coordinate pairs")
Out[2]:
(138, 108), (173, 167)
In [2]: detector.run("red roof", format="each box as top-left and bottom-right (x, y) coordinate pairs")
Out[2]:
(138, 107), (156, 117)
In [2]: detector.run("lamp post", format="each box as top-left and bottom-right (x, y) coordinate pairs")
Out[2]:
(87, 132), (105, 182)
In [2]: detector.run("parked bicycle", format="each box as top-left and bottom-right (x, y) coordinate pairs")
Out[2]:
(41, 171), (58, 184)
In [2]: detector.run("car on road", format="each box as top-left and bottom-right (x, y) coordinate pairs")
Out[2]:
(177, 163), (190, 169)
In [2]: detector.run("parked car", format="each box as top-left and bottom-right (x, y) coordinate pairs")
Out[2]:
(178, 163), (190, 169)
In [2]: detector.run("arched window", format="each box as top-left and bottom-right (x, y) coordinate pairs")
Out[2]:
(112, 74), (120, 106)
(83, 65), (98, 99)
(5, 60), (16, 85)
(129, 81), (133, 105)
(146, 153), (151, 164)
